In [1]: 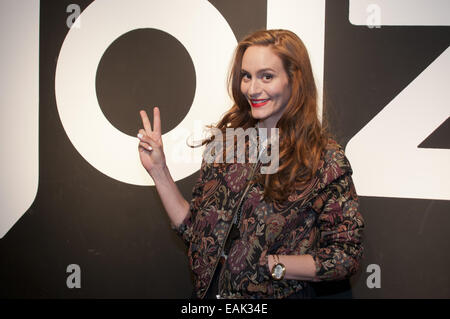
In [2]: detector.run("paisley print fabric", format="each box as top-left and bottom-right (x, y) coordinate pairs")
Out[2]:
(172, 138), (364, 299)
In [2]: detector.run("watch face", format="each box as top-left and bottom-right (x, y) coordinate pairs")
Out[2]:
(274, 264), (284, 279)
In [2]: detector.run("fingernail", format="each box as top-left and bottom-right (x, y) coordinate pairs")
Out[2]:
(147, 146), (153, 151)
(137, 133), (143, 139)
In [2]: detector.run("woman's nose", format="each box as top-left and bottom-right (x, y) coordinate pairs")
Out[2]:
(248, 80), (262, 97)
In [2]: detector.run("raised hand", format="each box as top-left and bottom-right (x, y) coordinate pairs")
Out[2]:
(137, 107), (166, 175)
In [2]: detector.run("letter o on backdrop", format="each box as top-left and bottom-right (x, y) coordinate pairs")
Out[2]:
(55, 0), (236, 185)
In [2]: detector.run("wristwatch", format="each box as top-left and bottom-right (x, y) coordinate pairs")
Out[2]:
(271, 255), (286, 280)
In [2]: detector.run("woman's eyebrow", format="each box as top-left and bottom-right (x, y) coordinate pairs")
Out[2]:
(258, 68), (276, 73)
(241, 68), (277, 74)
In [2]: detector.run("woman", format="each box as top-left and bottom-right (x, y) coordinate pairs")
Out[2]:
(137, 29), (364, 299)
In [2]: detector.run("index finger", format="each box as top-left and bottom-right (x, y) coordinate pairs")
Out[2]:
(140, 110), (152, 135)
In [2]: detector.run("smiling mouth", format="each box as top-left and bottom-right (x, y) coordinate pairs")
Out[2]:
(250, 98), (270, 108)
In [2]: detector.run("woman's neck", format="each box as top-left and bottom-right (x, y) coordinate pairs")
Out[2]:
(256, 120), (275, 139)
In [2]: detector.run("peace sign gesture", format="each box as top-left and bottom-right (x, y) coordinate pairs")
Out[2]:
(137, 107), (166, 175)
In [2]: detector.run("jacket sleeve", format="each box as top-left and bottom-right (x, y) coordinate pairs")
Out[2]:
(310, 149), (365, 281)
(170, 159), (207, 246)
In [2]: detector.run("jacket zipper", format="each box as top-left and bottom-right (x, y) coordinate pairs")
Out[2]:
(201, 160), (262, 299)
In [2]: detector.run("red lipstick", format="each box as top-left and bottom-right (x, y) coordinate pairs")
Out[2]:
(250, 98), (270, 108)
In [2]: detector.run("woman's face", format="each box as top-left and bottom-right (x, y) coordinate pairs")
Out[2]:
(240, 45), (291, 129)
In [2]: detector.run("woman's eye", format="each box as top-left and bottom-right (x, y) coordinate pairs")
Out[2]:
(263, 73), (273, 80)
(242, 72), (251, 80)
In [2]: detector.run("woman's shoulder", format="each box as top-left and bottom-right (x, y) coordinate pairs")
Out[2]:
(317, 137), (353, 187)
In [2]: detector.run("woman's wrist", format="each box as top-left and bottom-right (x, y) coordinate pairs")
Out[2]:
(268, 254), (275, 271)
(148, 163), (169, 181)
(266, 254), (318, 281)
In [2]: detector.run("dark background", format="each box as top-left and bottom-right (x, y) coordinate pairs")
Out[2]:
(0, 0), (449, 298)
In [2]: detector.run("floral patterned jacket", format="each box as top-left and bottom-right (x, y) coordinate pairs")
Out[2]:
(172, 138), (364, 299)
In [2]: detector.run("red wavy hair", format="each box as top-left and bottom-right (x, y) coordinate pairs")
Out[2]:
(193, 29), (331, 203)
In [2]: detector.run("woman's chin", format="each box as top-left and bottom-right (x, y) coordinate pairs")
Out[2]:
(250, 110), (267, 119)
